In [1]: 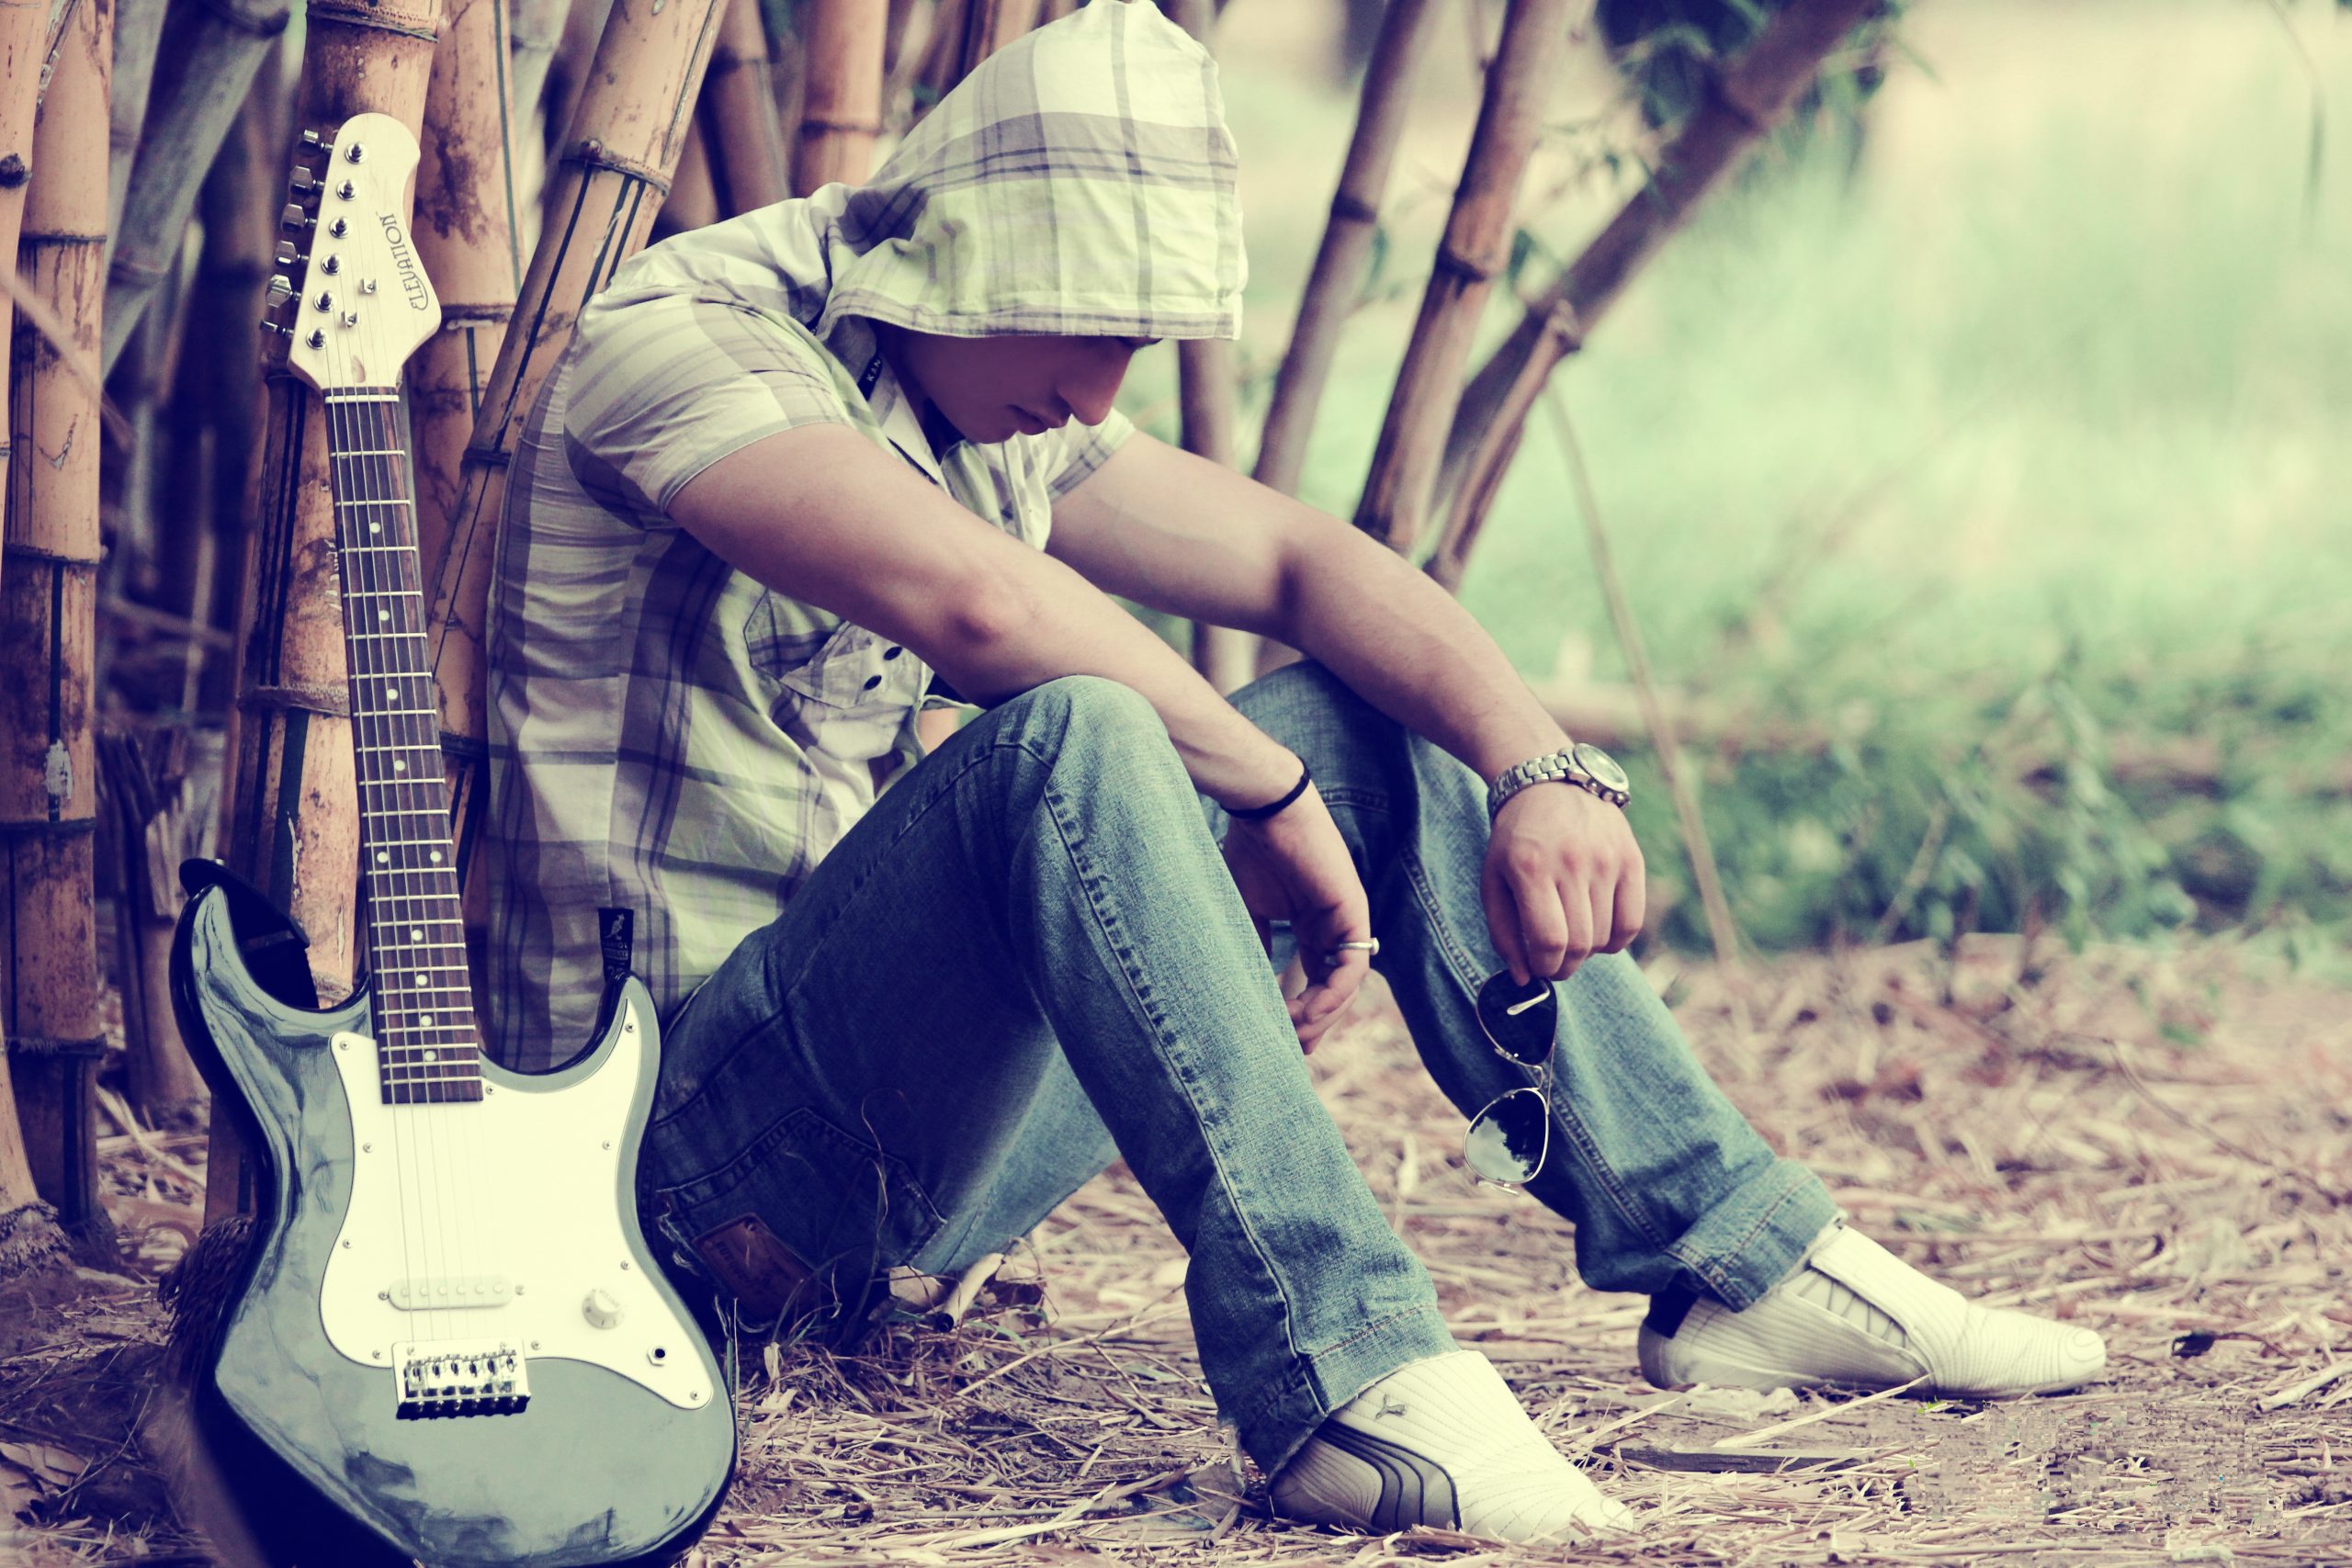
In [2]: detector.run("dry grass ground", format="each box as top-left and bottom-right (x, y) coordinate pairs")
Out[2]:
(6, 934), (2349, 1566)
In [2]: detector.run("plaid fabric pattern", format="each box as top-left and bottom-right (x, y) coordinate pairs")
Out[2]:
(481, 0), (1243, 1070)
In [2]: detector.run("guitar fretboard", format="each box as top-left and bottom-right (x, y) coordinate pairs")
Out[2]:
(324, 388), (482, 1106)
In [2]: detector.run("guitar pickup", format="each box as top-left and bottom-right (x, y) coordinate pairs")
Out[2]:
(387, 1274), (514, 1311)
(392, 1339), (530, 1418)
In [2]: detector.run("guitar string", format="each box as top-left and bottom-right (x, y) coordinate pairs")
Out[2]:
(327, 391), (426, 1352)
(339, 389), (464, 1353)
(373, 386), (475, 1353)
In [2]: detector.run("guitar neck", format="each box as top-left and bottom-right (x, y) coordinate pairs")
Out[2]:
(323, 387), (482, 1105)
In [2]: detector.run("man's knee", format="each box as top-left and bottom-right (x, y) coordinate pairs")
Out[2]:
(994, 673), (1170, 754)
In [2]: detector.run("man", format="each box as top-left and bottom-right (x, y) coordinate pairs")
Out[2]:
(481, 0), (2105, 1543)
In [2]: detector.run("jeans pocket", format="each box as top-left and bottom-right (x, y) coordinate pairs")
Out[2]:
(655, 1103), (948, 1305)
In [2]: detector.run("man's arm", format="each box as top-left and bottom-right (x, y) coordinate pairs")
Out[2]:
(670, 424), (1304, 809)
(1050, 432), (1643, 980)
(1048, 432), (1571, 781)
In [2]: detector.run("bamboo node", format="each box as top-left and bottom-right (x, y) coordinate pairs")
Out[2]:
(1703, 64), (1775, 136)
(0, 154), (24, 188)
(239, 682), (353, 718)
(0, 818), (97, 840)
(1540, 300), (1586, 355)
(1328, 190), (1379, 226)
(3, 1034), (106, 1058)
(460, 444), (513, 469)
(564, 141), (673, 195)
(1430, 243), (1498, 287)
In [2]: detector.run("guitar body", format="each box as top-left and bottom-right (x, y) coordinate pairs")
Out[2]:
(170, 885), (736, 1567)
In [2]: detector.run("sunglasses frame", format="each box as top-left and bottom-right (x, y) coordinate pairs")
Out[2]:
(1463, 971), (1559, 1191)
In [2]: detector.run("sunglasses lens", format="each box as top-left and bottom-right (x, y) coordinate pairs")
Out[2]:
(1465, 1087), (1547, 1186)
(1476, 971), (1557, 1065)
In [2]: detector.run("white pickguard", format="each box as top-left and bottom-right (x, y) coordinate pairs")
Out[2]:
(318, 1003), (713, 1411)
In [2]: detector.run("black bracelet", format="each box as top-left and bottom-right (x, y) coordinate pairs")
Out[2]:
(1227, 761), (1312, 821)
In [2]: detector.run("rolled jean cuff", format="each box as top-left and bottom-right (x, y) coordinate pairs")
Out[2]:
(1662, 1155), (1844, 1311)
(1228, 1303), (1460, 1479)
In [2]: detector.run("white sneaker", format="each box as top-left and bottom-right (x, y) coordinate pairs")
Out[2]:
(1270, 1348), (1634, 1543)
(1638, 1218), (2108, 1399)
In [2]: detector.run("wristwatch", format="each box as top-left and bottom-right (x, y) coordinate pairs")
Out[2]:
(1487, 741), (1632, 820)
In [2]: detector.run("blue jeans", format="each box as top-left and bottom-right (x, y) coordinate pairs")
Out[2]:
(636, 661), (1839, 1478)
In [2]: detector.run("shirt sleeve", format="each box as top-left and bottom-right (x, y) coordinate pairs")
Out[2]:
(559, 288), (854, 527)
(1036, 403), (1138, 501)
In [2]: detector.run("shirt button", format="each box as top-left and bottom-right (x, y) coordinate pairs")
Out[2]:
(863, 674), (883, 691)
(883, 646), (903, 660)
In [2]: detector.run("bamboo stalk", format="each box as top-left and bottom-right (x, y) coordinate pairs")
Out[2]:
(655, 114), (721, 235)
(107, 0), (172, 254)
(1351, 0), (1567, 558)
(1430, 0), (1881, 567)
(412, 0), (524, 585)
(1250, 0), (1443, 501)
(419, 0), (733, 997)
(883, 0), (922, 78)
(166, 64), (286, 718)
(0, 0), (44, 1225)
(955, 0), (1036, 77)
(795, 0), (888, 193)
(510, 0), (572, 127)
(99, 727), (208, 1117)
(702, 0), (791, 215)
(209, 0), (445, 1224)
(3, 0), (111, 1235)
(1165, 0), (1250, 694)
(100, 0), (293, 372)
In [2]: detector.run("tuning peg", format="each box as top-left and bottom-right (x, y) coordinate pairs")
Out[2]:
(300, 128), (324, 151)
(289, 166), (318, 195)
(281, 202), (311, 231)
(274, 239), (303, 268)
(266, 273), (294, 308)
(260, 321), (288, 337)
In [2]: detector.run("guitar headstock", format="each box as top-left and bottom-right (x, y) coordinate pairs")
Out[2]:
(264, 113), (443, 390)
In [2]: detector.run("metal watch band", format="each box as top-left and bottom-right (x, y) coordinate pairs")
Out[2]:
(1487, 745), (1629, 819)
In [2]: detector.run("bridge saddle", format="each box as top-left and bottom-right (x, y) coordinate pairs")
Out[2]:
(392, 1338), (531, 1419)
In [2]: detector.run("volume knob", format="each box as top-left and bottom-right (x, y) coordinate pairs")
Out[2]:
(582, 1288), (623, 1329)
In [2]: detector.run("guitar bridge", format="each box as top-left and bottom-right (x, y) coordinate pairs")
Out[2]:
(392, 1338), (530, 1418)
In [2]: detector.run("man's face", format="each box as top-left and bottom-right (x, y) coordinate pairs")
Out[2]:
(885, 329), (1158, 446)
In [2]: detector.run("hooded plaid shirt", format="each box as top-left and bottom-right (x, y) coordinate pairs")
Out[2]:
(481, 0), (1247, 1070)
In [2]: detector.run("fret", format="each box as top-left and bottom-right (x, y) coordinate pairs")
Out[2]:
(331, 447), (408, 457)
(326, 391), (403, 402)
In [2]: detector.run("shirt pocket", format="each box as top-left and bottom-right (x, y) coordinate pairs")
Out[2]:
(743, 599), (928, 753)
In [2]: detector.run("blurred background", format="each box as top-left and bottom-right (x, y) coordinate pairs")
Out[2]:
(1117, 0), (2352, 965)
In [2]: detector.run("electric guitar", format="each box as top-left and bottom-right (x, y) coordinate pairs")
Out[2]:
(166, 114), (736, 1566)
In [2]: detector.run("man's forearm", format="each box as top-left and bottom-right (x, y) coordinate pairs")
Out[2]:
(1282, 526), (1571, 785)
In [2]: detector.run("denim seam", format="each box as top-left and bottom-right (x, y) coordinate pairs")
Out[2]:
(1024, 737), (1309, 1370)
(1667, 1161), (1823, 1309)
(1230, 1301), (1450, 1431)
(651, 736), (1024, 1135)
(1396, 849), (1674, 1256)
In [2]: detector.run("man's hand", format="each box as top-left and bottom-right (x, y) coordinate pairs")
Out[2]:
(1218, 786), (1373, 1054)
(1480, 784), (1645, 986)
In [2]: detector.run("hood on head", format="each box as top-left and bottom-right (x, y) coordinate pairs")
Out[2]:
(818, 0), (1247, 344)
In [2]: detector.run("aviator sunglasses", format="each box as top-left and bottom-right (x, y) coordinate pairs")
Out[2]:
(1463, 970), (1561, 1190)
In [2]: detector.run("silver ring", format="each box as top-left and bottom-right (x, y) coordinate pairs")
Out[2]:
(1329, 939), (1378, 955)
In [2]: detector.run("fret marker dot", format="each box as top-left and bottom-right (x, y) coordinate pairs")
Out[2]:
(429, 850), (444, 864)
(392, 758), (407, 772)
(410, 929), (424, 942)
(378, 608), (390, 623)
(375, 850), (388, 864)
(369, 521), (381, 535)
(413, 972), (427, 986)
(423, 1048), (437, 1062)
(420, 1015), (435, 1028)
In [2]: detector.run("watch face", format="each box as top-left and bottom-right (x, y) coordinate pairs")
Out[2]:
(1573, 742), (1629, 794)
